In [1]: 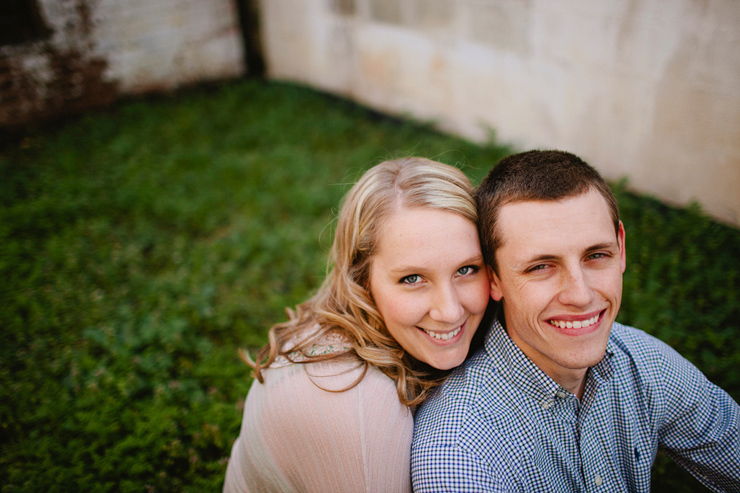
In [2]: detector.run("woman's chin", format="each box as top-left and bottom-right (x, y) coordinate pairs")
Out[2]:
(422, 350), (467, 371)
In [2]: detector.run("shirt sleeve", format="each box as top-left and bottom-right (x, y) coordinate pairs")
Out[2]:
(654, 338), (740, 492)
(223, 360), (414, 493)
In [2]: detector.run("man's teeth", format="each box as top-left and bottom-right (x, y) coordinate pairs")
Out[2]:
(550, 315), (599, 330)
(423, 326), (461, 341)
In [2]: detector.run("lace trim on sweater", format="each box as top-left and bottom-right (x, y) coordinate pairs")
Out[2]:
(273, 325), (352, 367)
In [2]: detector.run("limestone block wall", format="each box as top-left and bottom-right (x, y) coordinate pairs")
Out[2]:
(258, 0), (740, 226)
(1, 0), (244, 128)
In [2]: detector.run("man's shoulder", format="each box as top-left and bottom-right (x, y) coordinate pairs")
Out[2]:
(610, 321), (660, 345)
(412, 351), (529, 486)
(417, 352), (483, 419)
(607, 322), (716, 400)
(609, 322), (687, 368)
(420, 348), (496, 412)
(414, 348), (523, 450)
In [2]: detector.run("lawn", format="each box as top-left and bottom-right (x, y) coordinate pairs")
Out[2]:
(1, 79), (738, 491)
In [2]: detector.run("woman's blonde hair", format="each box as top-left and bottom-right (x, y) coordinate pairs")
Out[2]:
(248, 157), (478, 406)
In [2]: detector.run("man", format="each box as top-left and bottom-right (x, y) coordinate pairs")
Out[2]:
(411, 150), (740, 492)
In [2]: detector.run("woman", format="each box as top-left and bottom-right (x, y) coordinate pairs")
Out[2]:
(223, 157), (491, 492)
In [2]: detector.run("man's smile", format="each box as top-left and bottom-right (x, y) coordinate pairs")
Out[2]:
(548, 310), (604, 330)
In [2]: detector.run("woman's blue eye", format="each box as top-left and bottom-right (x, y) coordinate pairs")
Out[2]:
(457, 265), (479, 276)
(401, 274), (421, 284)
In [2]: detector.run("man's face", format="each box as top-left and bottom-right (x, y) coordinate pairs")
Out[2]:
(489, 188), (626, 386)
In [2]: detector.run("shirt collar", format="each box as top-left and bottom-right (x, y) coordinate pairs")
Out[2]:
(484, 312), (616, 402)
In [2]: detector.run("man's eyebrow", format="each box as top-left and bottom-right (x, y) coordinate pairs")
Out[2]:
(519, 242), (620, 265)
(512, 254), (557, 271)
(525, 254), (558, 263)
(586, 241), (620, 252)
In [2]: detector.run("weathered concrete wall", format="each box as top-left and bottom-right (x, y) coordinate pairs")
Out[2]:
(1, 0), (244, 128)
(259, 0), (740, 226)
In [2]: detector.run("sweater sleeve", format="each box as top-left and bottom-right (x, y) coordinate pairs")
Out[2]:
(223, 359), (414, 493)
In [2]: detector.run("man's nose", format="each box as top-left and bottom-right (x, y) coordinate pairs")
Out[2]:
(558, 267), (594, 307)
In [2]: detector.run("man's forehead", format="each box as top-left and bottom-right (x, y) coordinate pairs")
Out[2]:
(495, 191), (616, 251)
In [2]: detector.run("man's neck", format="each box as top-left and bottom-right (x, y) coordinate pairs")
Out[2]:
(558, 372), (588, 400)
(527, 355), (588, 400)
(502, 322), (590, 400)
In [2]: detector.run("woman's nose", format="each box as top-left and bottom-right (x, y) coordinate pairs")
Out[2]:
(429, 284), (465, 324)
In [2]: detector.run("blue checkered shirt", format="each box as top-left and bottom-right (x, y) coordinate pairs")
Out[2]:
(411, 317), (740, 492)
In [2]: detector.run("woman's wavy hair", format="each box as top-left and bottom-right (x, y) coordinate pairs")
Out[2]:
(246, 157), (479, 407)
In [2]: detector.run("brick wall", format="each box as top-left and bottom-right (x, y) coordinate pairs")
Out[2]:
(0, 0), (245, 128)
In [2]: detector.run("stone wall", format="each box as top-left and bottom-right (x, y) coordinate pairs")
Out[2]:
(1, 0), (245, 128)
(258, 0), (740, 226)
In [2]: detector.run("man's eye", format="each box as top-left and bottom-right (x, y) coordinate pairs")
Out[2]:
(528, 264), (548, 272)
(400, 274), (421, 284)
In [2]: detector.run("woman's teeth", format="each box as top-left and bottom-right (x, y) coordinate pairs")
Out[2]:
(423, 326), (461, 341)
(550, 314), (599, 330)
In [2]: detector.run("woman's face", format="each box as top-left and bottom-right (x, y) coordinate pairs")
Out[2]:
(368, 207), (490, 370)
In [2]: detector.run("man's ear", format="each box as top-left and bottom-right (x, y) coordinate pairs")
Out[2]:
(618, 220), (626, 274)
(488, 265), (504, 301)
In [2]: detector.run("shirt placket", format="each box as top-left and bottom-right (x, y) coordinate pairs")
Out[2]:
(577, 366), (619, 492)
(548, 387), (586, 490)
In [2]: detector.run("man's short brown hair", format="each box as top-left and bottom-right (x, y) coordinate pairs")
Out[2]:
(476, 150), (620, 271)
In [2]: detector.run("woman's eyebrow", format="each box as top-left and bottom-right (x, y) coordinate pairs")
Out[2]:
(389, 254), (484, 275)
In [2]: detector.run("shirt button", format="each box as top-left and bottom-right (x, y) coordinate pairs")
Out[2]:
(541, 400), (553, 409)
(555, 390), (567, 399)
(595, 475), (603, 486)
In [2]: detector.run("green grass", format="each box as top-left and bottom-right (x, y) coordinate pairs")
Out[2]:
(1, 79), (738, 492)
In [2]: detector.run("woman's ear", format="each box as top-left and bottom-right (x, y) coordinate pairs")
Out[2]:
(488, 265), (504, 301)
